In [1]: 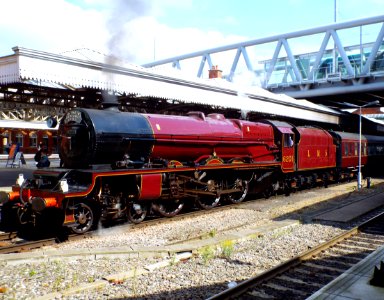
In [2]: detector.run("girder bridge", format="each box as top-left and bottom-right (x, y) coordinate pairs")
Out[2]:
(143, 15), (384, 107)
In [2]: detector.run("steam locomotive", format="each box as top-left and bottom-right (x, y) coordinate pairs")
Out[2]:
(1, 107), (384, 234)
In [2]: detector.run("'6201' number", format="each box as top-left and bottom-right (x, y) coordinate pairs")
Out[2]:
(282, 155), (294, 163)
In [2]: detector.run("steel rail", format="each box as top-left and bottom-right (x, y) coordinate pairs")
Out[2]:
(0, 231), (17, 242)
(0, 199), (237, 254)
(207, 210), (384, 300)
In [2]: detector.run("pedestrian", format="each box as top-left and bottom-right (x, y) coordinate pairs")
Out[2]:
(36, 147), (50, 168)
(15, 142), (20, 153)
(34, 142), (43, 163)
(5, 142), (11, 154)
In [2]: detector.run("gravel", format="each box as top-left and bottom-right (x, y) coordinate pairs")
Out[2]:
(0, 179), (383, 299)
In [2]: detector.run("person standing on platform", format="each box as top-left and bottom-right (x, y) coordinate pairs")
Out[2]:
(36, 147), (50, 168)
(34, 142), (43, 163)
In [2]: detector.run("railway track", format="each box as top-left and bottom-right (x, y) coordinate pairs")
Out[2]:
(207, 211), (384, 300)
(0, 181), (382, 255)
(0, 232), (94, 254)
(0, 200), (240, 254)
(0, 231), (17, 242)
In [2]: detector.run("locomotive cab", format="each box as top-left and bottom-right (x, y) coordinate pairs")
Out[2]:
(260, 120), (296, 172)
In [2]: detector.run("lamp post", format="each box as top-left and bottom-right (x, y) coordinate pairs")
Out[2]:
(343, 100), (380, 190)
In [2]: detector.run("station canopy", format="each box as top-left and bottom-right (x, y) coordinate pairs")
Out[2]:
(0, 47), (341, 125)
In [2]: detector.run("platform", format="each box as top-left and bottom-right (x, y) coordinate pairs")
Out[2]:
(314, 192), (384, 223)
(307, 245), (384, 300)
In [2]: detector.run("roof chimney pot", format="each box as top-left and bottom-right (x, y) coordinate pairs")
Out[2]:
(209, 65), (222, 79)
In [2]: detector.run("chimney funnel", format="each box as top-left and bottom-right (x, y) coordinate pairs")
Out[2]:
(209, 65), (222, 79)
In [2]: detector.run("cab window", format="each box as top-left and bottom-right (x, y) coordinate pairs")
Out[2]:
(284, 134), (294, 147)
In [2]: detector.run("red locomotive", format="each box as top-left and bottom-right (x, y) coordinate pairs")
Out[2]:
(1, 107), (384, 233)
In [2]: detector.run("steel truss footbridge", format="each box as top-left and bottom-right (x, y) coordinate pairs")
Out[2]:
(143, 15), (384, 107)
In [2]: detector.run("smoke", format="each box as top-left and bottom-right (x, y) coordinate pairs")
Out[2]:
(232, 70), (264, 88)
(102, 0), (153, 107)
(106, 0), (152, 63)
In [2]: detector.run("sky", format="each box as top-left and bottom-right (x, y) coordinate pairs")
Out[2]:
(0, 0), (383, 68)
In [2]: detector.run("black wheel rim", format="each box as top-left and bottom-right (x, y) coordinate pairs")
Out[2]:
(155, 200), (184, 217)
(127, 203), (147, 224)
(72, 203), (94, 234)
(227, 179), (248, 204)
